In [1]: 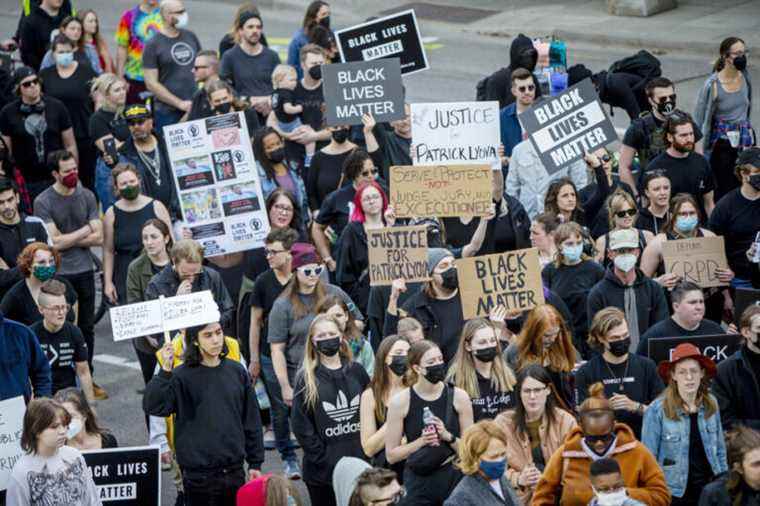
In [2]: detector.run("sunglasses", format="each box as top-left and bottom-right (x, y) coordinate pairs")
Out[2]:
(657, 94), (677, 104)
(298, 265), (324, 277)
(585, 434), (614, 444)
(21, 78), (40, 88)
(517, 84), (536, 93)
(600, 154), (611, 163)
(615, 209), (637, 218)
(127, 118), (148, 126)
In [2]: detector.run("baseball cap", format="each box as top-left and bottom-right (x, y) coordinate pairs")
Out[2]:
(608, 229), (638, 250)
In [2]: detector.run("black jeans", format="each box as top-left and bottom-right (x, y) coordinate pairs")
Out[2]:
(710, 138), (740, 202)
(183, 465), (245, 506)
(62, 270), (96, 371)
(306, 482), (337, 506)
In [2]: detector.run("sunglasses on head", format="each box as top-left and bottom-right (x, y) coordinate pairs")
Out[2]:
(21, 78), (40, 88)
(299, 265), (324, 277)
(615, 209), (637, 218)
(517, 84), (536, 93)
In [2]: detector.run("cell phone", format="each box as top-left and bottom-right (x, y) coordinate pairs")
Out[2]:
(103, 137), (118, 165)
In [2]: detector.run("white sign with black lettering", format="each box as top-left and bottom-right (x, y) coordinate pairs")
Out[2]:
(0, 396), (24, 491)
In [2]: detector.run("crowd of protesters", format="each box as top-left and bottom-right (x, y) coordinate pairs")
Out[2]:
(0, 0), (758, 505)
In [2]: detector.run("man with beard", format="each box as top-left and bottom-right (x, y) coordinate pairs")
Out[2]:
(0, 177), (49, 298)
(644, 111), (715, 218)
(220, 12), (280, 124)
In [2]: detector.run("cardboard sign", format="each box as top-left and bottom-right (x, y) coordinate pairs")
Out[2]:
(411, 101), (501, 167)
(0, 396), (24, 491)
(322, 59), (405, 126)
(647, 334), (742, 365)
(109, 291), (221, 341)
(164, 112), (270, 257)
(456, 248), (545, 320)
(82, 446), (160, 505)
(734, 288), (760, 326)
(335, 9), (428, 75)
(662, 236), (730, 288)
(389, 164), (492, 218)
(368, 225), (429, 286)
(518, 79), (618, 174)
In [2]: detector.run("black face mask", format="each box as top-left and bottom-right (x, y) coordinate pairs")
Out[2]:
(607, 338), (631, 357)
(268, 148), (285, 163)
(423, 363), (446, 384)
(656, 100), (676, 115)
(749, 174), (760, 191)
(473, 346), (498, 363)
(516, 48), (538, 71)
(319, 16), (330, 29)
(214, 102), (233, 114)
(316, 337), (341, 357)
(440, 268), (458, 291)
(308, 65), (322, 81)
(733, 55), (748, 71)
(388, 355), (408, 376)
(331, 129), (349, 143)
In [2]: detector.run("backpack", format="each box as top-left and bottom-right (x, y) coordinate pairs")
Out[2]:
(608, 50), (662, 93)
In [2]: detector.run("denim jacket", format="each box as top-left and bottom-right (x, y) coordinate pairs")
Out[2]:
(642, 395), (728, 498)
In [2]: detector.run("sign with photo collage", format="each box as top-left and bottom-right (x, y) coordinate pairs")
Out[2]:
(164, 112), (270, 256)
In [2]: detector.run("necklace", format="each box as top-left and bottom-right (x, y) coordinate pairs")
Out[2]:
(604, 357), (630, 392)
(135, 143), (162, 186)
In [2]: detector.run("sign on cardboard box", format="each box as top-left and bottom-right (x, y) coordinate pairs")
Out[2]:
(662, 236), (730, 288)
(456, 248), (545, 320)
(368, 225), (429, 286)
(389, 164), (492, 218)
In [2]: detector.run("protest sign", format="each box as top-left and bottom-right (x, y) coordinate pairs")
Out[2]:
(82, 446), (160, 505)
(662, 236), (730, 288)
(335, 9), (428, 75)
(734, 288), (760, 326)
(322, 59), (404, 126)
(456, 248), (545, 320)
(109, 291), (221, 342)
(0, 396), (24, 491)
(367, 225), (429, 286)
(411, 102), (500, 167)
(518, 79), (618, 175)
(389, 164), (492, 218)
(164, 112), (269, 257)
(647, 334), (742, 365)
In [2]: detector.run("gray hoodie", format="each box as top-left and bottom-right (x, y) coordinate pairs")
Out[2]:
(333, 457), (372, 506)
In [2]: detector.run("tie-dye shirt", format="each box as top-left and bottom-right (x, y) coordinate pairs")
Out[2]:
(115, 5), (163, 82)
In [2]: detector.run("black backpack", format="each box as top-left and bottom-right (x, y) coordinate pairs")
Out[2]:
(608, 49), (662, 92)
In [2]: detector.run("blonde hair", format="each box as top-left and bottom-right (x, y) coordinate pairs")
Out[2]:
(298, 314), (353, 411)
(456, 420), (508, 475)
(170, 239), (204, 264)
(90, 73), (126, 115)
(606, 189), (638, 229)
(397, 317), (422, 335)
(587, 307), (626, 351)
(271, 64), (297, 89)
(447, 318), (516, 400)
(553, 221), (590, 266)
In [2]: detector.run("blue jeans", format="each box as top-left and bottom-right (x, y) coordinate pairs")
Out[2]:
(260, 354), (297, 461)
(152, 107), (183, 132)
(731, 278), (754, 290)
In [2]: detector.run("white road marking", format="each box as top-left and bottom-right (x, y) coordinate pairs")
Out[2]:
(94, 354), (142, 371)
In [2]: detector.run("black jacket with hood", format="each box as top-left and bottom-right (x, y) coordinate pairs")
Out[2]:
(0, 213), (48, 296)
(712, 346), (760, 431)
(18, 4), (69, 71)
(485, 34), (542, 109)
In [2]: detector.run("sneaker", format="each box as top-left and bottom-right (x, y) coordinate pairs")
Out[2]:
(93, 383), (109, 400)
(263, 429), (276, 451)
(284, 459), (301, 480)
(174, 491), (185, 506)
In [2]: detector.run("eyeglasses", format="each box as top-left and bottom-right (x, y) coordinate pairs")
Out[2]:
(42, 304), (70, 313)
(272, 204), (294, 214)
(521, 387), (547, 397)
(370, 487), (406, 504)
(615, 209), (637, 219)
(21, 78), (40, 88)
(657, 94), (677, 104)
(517, 84), (536, 93)
(265, 248), (286, 257)
(298, 265), (323, 277)
(362, 193), (382, 203)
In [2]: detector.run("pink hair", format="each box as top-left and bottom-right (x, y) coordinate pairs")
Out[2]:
(350, 181), (388, 223)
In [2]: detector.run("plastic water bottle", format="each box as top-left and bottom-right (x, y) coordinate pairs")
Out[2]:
(422, 407), (439, 446)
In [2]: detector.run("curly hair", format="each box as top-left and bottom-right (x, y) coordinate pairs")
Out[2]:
(17, 242), (61, 278)
(456, 420), (508, 475)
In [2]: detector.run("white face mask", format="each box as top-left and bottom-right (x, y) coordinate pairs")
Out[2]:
(174, 12), (189, 28)
(613, 254), (637, 273)
(66, 417), (83, 439)
(593, 488), (628, 506)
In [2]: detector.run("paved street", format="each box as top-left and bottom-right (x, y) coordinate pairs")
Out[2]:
(1, 0), (758, 503)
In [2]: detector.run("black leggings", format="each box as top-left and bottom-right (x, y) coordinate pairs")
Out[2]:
(403, 464), (462, 506)
(306, 482), (336, 506)
(710, 138), (740, 202)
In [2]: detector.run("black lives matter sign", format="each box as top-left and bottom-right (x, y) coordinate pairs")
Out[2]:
(647, 334), (742, 365)
(519, 79), (618, 174)
(82, 446), (160, 505)
(322, 59), (405, 126)
(335, 9), (428, 75)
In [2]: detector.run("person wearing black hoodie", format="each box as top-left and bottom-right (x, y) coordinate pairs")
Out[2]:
(484, 34), (541, 110)
(18, 0), (70, 71)
(567, 64), (647, 121)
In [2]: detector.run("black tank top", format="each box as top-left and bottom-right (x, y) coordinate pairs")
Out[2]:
(403, 385), (460, 442)
(113, 202), (158, 256)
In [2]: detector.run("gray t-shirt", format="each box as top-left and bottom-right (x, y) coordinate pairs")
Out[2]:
(220, 44), (281, 98)
(267, 283), (362, 377)
(142, 29), (201, 112)
(34, 184), (98, 275)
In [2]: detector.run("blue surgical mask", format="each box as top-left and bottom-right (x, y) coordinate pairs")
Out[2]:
(479, 458), (507, 480)
(562, 243), (583, 264)
(675, 214), (698, 233)
(55, 52), (74, 67)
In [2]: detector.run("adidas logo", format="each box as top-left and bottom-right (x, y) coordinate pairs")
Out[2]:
(322, 390), (360, 423)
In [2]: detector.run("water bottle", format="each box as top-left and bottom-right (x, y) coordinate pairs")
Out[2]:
(422, 406), (439, 446)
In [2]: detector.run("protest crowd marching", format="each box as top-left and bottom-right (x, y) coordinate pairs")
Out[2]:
(1, 0), (760, 505)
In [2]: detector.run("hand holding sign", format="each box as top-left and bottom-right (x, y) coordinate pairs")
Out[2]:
(662, 236), (731, 288)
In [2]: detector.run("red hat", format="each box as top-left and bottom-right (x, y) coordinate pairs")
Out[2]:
(657, 343), (717, 382)
(290, 242), (322, 272)
(236, 474), (270, 506)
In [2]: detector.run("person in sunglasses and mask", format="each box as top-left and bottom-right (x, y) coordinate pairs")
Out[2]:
(531, 381), (669, 506)
(204, 79), (260, 132)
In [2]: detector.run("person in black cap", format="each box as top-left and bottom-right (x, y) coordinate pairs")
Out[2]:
(567, 63), (647, 121)
(0, 66), (77, 208)
(709, 147), (760, 290)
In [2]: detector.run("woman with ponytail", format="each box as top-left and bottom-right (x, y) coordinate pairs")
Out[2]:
(699, 426), (760, 505)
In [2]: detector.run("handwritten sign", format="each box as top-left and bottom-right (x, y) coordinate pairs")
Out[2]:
(335, 9), (428, 74)
(647, 334), (742, 365)
(456, 248), (545, 320)
(0, 396), (25, 491)
(368, 225), (429, 286)
(662, 236), (729, 288)
(519, 79), (618, 174)
(411, 102), (500, 167)
(322, 58), (405, 126)
(82, 446), (160, 505)
(389, 164), (492, 218)
(109, 291), (221, 341)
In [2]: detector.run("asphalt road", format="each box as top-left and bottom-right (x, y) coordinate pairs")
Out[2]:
(1, 1), (757, 504)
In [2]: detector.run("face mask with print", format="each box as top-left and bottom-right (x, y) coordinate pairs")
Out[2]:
(33, 265), (56, 282)
(656, 100), (675, 116)
(613, 254), (636, 273)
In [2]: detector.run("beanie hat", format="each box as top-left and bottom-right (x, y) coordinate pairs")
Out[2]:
(290, 242), (322, 272)
(427, 248), (453, 275)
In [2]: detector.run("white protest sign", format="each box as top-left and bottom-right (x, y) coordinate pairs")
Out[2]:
(411, 101), (500, 168)
(109, 291), (221, 342)
(0, 396), (25, 491)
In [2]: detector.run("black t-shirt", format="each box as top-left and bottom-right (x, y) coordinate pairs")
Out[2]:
(39, 64), (97, 140)
(428, 294), (464, 363)
(574, 354), (664, 438)
(315, 184), (356, 240)
(470, 371), (515, 422)
(637, 318), (724, 357)
(442, 216), (496, 256)
(622, 114), (703, 170)
(0, 276), (78, 325)
(250, 269), (289, 357)
(307, 150), (352, 212)
(688, 412), (714, 488)
(0, 97), (73, 182)
(644, 151), (714, 215)
(88, 108), (130, 143)
(29, 321), (88, 394)
(286, 80), (325, 164)
(273, 88), (298, 124)
(709, 188), (760, 280)
(744, 346), (760, 390)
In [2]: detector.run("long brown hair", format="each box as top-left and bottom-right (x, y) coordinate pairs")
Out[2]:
(369, 334), (407, 423)
(663, 193), (702, 238)
(509, 364), (563, 439)
(280, 268), (327, 320)
(516, 305), (575, 373)
(544, 177), (584, 223)
(77, 10), (107, 56)
(406, 339), (438, 386)
(661, 361), (717, 420)
(20, 399), (71, 454)
(713, 36), (746, 72)
(315, 295), (361, 341)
